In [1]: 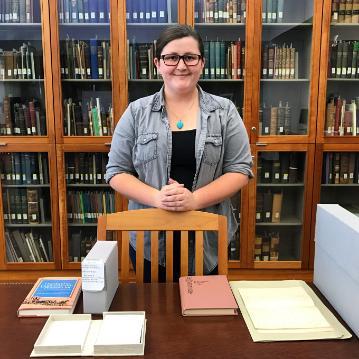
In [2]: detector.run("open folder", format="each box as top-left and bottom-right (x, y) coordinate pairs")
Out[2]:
(229, 280), (352, 342)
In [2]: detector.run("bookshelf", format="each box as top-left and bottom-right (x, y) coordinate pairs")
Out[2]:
(0, 0), (357, 280)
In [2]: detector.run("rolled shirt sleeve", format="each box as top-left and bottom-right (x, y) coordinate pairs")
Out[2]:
(105, 104), (137, 183)
(222, 101), (253, 178)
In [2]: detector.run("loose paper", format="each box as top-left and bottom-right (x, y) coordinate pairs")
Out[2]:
(237, 286), (331, 330)
(81, 259), (105, 291)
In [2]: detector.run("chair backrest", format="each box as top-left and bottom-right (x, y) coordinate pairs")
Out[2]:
(97, 209), (228, 283)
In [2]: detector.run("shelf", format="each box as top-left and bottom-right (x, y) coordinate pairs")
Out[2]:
(330, 23), (359, 27)
(260, 79), (310, 82)
(68, 223), (98, 227)
(0, 79), (44, 82)
(5, 223), (52, 228)
(256, 220), (302, 226)
(61, 79), (111, 82)
(321, 184), (359, 187)
(0, 23), (41, 27)
(2, 184), (50, 188)
(262, 22), (312, 27)
(127, 22), (178, 27)
(66, 184), (109, 187)
(254, 260), (302, 269)
(257, 183), (305, 187)
(59, 23), (110, 26)
(194, 23), (246, 27)
(327, 78), (359, 82)
(199, 79), (244, 82)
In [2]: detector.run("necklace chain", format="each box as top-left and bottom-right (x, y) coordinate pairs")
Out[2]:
(166, 97), (196, 129)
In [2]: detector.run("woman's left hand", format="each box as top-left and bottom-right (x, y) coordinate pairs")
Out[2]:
(160, 179), (197, 211)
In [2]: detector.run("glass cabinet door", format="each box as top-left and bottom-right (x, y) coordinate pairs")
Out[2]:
(253, 149), (309, 267)
(323, 0), (359, 139)
(258, 0), (315, 139)
(126, 0), (179, 101)
(1, 150), (53, 264)
(57, 0), (113, 137)
(64, 151), (114, 263)
(0, 1), (48, 138)
(320, 150), (359, 213)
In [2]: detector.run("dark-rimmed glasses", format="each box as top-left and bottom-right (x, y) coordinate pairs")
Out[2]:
(160, 54), (202, 66)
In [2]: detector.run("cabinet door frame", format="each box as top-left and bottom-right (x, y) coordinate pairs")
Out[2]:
(317, 0), (359, 144)
(48, 0), (118, 144)
(247, 143), (315, 270)
(250, 0), (323, 144)
(0, 143), (60, 270)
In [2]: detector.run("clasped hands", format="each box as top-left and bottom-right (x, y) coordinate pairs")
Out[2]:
(155, 178), (197, 212)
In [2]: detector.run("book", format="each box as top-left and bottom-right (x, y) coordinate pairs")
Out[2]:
(17, 277), (82, 317)
(179, 275), (238, 316)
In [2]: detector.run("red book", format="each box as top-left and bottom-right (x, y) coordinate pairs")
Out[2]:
(179, 275), (238, 316)
(17, 277), (82, 317)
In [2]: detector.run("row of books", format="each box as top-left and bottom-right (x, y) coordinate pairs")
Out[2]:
(127, 39), (246, 80)
(66, 153), (108, 184)
(0, 96), (46, 136)
(322, 152), (359, 184)
(262, 43), (298, 79)
(3, 188), (48, 225)
(67, 190), (114, 223)
(63, 97), (113, 136)
(328, 40), (359, 79)
(259, 101), (292, 136)
(126, 0), (172, 23)
(257, 152), (301, 184)
(262, 0), (285, 23)
(0, 0), (38, 23)
(194, 0), (246, 23)
(58, 0), (110, 24)
(254, 232), (280, 261)
(325, 96), (358, 136)
(60, 39), (111, 80)
(256, 190), (283, 223)
(69, 230), (96, 262)
(5, 230), (52, 263)
(0, 152), (49, 185)
(0, 43), (43, 80)
(331, 0), (359, 23)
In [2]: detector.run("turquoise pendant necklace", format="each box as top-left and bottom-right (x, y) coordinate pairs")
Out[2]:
(176, 120), (184, 129)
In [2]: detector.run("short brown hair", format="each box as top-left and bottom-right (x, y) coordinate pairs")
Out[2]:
(155, 24), (204, 59)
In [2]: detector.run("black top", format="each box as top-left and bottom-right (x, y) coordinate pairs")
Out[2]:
(170, 129), (196, 191)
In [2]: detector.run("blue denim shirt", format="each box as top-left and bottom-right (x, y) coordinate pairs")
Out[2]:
(105, 86), (253, 273)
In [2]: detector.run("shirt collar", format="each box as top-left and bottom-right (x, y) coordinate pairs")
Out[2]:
(151, 85), (223, 113)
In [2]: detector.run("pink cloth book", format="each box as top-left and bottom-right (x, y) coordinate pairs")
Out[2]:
(179, 275), (238, 316)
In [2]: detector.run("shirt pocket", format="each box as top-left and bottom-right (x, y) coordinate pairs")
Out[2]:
(135, 132), (159, 163)
(203, 134), (223, 166)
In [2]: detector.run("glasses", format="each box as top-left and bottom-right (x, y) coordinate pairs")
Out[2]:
(160, 54), (202, 66)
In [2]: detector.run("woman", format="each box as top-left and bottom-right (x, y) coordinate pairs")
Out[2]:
(105, 24), (253, 281)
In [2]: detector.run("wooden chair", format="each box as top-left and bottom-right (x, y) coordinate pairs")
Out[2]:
(97, 208), (228, 283)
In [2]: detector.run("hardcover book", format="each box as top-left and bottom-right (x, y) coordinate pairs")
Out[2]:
(179, 275), (238, 316)
(17, 277), (82, 317)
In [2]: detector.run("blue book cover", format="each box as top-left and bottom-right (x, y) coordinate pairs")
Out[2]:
(138, 0), (145, 23)
(89, 0), (98, 23)
(107, 0), (110, 21)
(34, 279), (77, 298)
(83, 0), (89, 22)
(132, 0), (138, 23)
(150, 0), (157, 23)
(145, 0), (151, 23)
(98, 0), (106, 23)
(157, 0), (167, 23)
(126, 0), (132, 23)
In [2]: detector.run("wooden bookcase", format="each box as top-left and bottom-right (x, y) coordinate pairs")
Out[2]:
(0, 0), (357, 281)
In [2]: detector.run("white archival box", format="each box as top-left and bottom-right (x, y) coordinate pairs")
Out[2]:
(314, 204), (359, 337)
(81, 241), (119, 314)
(31, 312), (146, 357)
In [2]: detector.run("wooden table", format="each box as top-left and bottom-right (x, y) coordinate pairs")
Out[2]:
(1, 282), (358, 358)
